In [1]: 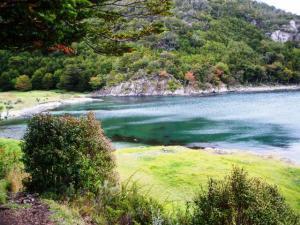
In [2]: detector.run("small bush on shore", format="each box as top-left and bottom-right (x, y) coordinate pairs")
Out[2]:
(189, 167), (300, 225)
(22, 112), (116, 196)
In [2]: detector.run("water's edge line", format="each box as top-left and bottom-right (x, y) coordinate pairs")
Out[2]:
(3, 85), (300, 120)
(93, 84), (300, 97)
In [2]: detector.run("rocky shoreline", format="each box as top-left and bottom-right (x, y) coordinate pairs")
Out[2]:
(95, 85), (300, 97)
(93, 75), (300, 97)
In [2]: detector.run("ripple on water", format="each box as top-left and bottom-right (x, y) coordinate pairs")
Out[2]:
(1, 92), (300, 163)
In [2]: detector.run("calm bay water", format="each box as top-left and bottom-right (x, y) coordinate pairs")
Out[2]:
(1, 91), (300, 162)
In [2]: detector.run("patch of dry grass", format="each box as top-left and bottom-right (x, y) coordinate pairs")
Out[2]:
(0, 90), (85, 112)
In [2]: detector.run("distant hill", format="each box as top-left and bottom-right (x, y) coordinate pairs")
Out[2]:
(176, 1), (299, 30)
(148, 0), (300, 51)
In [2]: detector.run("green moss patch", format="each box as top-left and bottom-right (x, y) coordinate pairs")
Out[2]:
(116, 146), (300, 212)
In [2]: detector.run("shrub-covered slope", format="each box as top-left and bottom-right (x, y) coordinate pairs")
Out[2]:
(0, 0), (299, 93)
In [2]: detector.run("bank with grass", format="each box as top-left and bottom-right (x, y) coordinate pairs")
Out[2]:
(1, 138), (299, 213)
(0, 91), (100, 119)
(116, 146), (300, 211)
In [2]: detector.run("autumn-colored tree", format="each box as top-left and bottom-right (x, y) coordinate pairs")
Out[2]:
(185, 71), (196, 82)
(48, 44), (75, 55)
(214, 62), (229, 77)
(14, 75), (32, 91)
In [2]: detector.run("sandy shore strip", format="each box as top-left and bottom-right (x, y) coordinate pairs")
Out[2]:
(1, 97), (102, 119)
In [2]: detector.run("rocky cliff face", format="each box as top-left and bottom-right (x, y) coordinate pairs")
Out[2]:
(94, 75), (185, 96)
(271, 20), (300, 42)
(93, 74), (229, 96)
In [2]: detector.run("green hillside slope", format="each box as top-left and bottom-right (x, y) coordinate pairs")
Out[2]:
(1, 0), (299, 93)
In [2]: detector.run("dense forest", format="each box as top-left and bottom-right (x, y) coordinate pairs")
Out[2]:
(0, 0), (300, 92)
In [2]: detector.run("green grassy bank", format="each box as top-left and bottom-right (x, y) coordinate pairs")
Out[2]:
(1, 138), (300, 212)
(0, 138), (23, 203)
(116, 146), (300, 211)
(0, 138), (20, 153)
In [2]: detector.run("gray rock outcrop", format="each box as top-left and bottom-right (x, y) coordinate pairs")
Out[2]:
(271, 20), (300, 42)
(92, 74), (230, 97)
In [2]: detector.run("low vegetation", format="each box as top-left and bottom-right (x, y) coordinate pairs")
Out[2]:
(190, 168), (299, 225)
(44, 199), (86, 225)
(0, 138), (24, 199)
(0, 179), (9, 204)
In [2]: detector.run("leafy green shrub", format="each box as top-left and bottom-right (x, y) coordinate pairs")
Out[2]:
(190, 167), (300, 225)
(22, 113), (116, 196)
(42, 73), (55, 90)
(31, 67), (47, 89)
(0, 69), (19, 91)
(14, 75), (32, 91)
(167, 79), (182, 92)
(89, 75), (105, 90)
(58, 63), (93, 91)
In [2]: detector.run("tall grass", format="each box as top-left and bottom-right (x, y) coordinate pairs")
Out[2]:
(0, 138), (25, 203)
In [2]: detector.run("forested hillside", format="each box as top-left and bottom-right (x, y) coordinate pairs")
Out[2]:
(1, 0), (300, 92)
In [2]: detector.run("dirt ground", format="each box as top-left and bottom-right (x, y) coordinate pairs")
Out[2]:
(0, 193), (54, 225)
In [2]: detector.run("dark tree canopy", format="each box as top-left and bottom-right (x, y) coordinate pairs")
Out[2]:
(0, 0), (171, 53)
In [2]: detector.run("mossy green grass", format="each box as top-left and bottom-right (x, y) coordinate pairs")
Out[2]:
(116, 146), (300, 212)
(0, 138), (21, 152)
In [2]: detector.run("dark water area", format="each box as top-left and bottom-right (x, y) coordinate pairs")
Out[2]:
(1, 91), (300, 162)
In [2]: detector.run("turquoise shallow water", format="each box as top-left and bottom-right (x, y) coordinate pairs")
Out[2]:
(1, 91), (300, 162)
